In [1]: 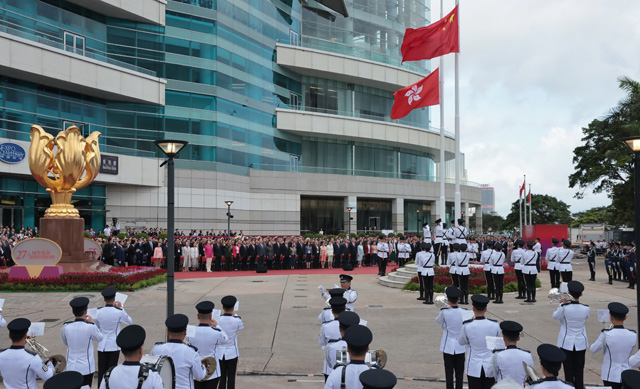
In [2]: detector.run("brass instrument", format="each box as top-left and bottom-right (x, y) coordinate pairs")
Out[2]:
(199, 357), (217, 381)
(523, 361), (539, 385)
(548, 288), (574, 303)
(25, 337), (66, 373)
(336, 348), (387, 368)
(434, 295), (450, 309)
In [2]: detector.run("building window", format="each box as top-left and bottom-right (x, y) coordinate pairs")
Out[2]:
(289, 29), (300, 46)
(64, 31), (85, 56)
(290, 92), (300, 110)
(63, 120), (90, 137)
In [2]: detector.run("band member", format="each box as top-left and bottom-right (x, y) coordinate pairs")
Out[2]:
(448, 243), (459, 288)
(151, 314), (207, 389)
(323, 311), (360, 380)
(480, 241), (495, 300)
(188, 301), (229, 388)
(557, 240), (574, 282)
(458, 295), (500, 389)
(522, 242), (539, 303)
(418, 243), (436, 305)
(62, 297), (105, 388)
(319, 288), (349, 323)
(359, 369), (397, 389)
(217, 295), (245, 389)
(621, 370), (640, 389)
(546, 238), (561, 288)
(0, 318), (55, 387)
(511, 240), (525, 299)
(324, 325), (374, 389)
(552, 281), (589, 389)
(528, 344), (573, 388)
(490, 243), (506, 304)
(456, 244), (471, 305)
(588, 241), (597, 281)
(491, 321), (533, 386)
(319, 297), (347, 350)
(321, 275), (357, 311)
(44, 371), (85, 389)
(590, 302), (637, 389)
(433, 219), (443, 266)
(99, 325), (164, 389)
(436, 287), (468, 389)
(95, 287), (133, 387)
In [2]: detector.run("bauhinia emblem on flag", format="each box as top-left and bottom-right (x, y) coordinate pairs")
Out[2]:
(519, 181), (526, 198)
(391, 68), (439, 120)
(401, 5), (459, 62)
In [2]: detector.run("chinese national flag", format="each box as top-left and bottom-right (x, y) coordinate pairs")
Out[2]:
(401, 5), (459, 62)
(390, 68), (439, 120)
(519, 182), (525, 198)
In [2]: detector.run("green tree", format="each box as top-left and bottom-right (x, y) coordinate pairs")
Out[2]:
(501, 194), (572, 231)
(569, 76), (640, 226)
(570, 206), (614, 228)
(470, 213), (506, 234)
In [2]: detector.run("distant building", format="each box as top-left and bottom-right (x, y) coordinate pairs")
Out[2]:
(481, 185), (496, 214)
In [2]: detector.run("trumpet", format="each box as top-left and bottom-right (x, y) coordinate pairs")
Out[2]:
(25, 337), (66, 374)
(336, 347), (387, 368)
(434, 295), (450, 309)
(548, 288), (574, 303)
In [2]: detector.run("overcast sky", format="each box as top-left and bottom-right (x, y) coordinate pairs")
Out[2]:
(430, 0), (640, 217)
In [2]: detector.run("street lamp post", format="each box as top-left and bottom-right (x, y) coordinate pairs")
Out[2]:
(155, 140), (188, 320)
(621, 136), (640, 344)
(416, 209), (420, 236)
(225, 201), (233, 238)
(347, 207), (353, 237)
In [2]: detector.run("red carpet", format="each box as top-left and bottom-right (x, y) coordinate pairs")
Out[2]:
(174, 265), (398, 279)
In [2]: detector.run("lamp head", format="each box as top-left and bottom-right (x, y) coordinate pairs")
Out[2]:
(622, 136), (640, 152)
(347, 207), (352, 211)
(225, 201), (234, 207)
(155, 140), (188, 158)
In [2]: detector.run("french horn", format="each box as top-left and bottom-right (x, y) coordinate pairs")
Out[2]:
(434, 295), (450, 309)
(25, 337), (66, 374)
(198, 357), (217, 381)
(548, 288), (574, 303)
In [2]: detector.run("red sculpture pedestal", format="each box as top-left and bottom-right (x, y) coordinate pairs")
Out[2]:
(40, 217), (103, 273)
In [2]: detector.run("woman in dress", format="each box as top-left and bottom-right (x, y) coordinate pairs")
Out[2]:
(320, 240), (327, 269)
(326, 239), (334, 268)
(182, 241), (191, 272)
(305, 240), (313, 269)
(289, 242), (297, 269)
(357, 239), (364, 267)
(204, 240), (214, 272)
(232, 240), (240, 271)
(152, 241), (164, 268)
(190, 241), (199, 271)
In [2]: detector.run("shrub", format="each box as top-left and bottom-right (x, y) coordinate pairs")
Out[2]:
(338, 233), (346, 238)
(119, 232), (130, 240)
(350, 233), (357, 239)
(84, 232), (91, 238)
(387, 233), (395, 238)
(358, 232), (366, 237)
(97, 233), (108, 239)
(135, 232), (149, 240)
(396, 233), (404, 238)
(158, 232), (168, 240)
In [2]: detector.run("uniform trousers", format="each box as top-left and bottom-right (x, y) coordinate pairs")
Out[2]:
(458, 274), (469, 296)
(603, 381), (622, 389)
(588, 259), (596, 280)
(443, 353), (465, 389)
(605, 259), (613, 283)
(560, 271), (573, 282)
(467, 368), (495, 389)
(97, 350), (120, 387)
(562, 348), (585, 389)
(515, 269), (525, 296)
(378, 257), (388, 276)
(493, 273), (504, 294)
(219, 356), (238, 389)
(548, 266), (559, 288)
(524, 273), (537, 298)
(484, 271), (494, 297)
(441, 245), (448, 267)
(417, 273), (425, 297)
(83, 374), (93, 388)
(425, 275), (434, 294)
(434, 243), (442, 265)
(195, 378), (220, 388)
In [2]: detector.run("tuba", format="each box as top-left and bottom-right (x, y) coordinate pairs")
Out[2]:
(548, 288), (574, 303)
(25, 337), (66, 374)
(434, 295), (450, 309)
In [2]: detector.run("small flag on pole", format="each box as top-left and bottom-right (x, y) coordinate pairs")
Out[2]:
(401, 5), (459, 62)
(519, 181), (526, 199)
(390, 68), (440, 120)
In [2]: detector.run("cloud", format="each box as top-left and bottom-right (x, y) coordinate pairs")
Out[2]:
(431, 0), (640, 216)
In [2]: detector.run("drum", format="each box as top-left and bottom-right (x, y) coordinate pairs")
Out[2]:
(140, 355), (175, 389)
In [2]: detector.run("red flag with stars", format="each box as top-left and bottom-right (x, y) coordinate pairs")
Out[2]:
(391, 68), (439, 120)
(401, 5), (459, 62)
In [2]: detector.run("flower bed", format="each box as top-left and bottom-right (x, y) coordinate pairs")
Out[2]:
(402, 265), (541, 293)
(0, 266), (167, 292)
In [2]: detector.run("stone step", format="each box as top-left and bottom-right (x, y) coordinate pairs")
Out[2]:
(395, 267), (418, 277)
(387, 271), (414, 283)
(378, 275), (406, 289)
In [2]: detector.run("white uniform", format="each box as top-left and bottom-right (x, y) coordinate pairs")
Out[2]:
(546, 246), (559, 271)
(448, 251), (458, 275)
(434, 225), (444, 244)
(187, 324), (229, 381)
(444, 227), (455, 247)
(0, 314), (5, 327)
(436, 307), (468, 355)
(324, 339), (346, 373)
(61, 319), (105, 376)
(99, 362), (164, 389)
(492, 346), (534, 385)
(322, 289), (357, 312)
(480, 249), (493, 272)
(95, 305), (133, 352)
(556, 247), (574, 273)
(552, 302), (590, 351)
(533, 242), (542, 258)
(458, 317), (501, 377)
(590, 326), (637, 383)
(490, 251), (506, 275)
(318, 308), (334, 324)
(529, 377), (574, 388)
(629, 349), (640, 368)
(151, 340), (206, 389)
(415, 250), (425, 274)
(423, 225), (431, 241)
(217, 314), (244, 360)
(454, 226), (468, 244)
(376, 242), (389, 259)
(319, 320), (341, 349)
(512, 248), (524, 271)
(455, 252), (470, 276)
(0, 346), (54, 389)
(521, 250), (538, 275)
(324, 361), (372, 389)
(420, 252), (436, 276)
(398, 242), (411, 261)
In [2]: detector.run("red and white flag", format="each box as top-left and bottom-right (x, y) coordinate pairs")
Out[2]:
(527, 190), (531, 204)
(519, 181), (525, 199)
(390, 68), (439, 120)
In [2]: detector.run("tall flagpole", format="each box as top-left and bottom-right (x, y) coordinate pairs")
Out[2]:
(519, 188), (523, 237)
(523, 175), (527, 226)
(454, 0), (461, 222)
(439, 0), (446, 224)
(529, 183), (532, 225)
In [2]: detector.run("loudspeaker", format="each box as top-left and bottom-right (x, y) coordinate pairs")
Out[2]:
(343, 263), (354, 271)
(256, 263), (268, 273)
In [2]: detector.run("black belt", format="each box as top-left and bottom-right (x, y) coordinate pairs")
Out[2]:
(424, 266), (433, 268)
(492, 265), (503, 267)
(524, 264), (537, 266)
(458, 265), (468, 267)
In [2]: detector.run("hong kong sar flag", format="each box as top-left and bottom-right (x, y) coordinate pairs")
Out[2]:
(390, 68), (439, 120)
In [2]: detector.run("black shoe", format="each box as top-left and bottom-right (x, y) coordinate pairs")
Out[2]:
(417, 297), (425, 300)
(589, 278), (595, 281)
(628, 285), (635, 289)
(515, 295), (525, 299)
(608, 281), (613, 285)
(423, 300), (434, 305)
(530, 299), (537, 303)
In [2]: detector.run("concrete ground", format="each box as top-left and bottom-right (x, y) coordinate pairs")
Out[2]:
(0, 258), (637, 388)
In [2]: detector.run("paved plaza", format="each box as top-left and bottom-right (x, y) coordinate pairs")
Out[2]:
(1, 259), (637, 388)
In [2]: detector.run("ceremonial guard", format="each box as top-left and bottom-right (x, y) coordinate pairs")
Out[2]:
(436, 287), (468, 389)
(521, 242), (539, 303)
(448, 243), (459, 288)
(423, 222), (431, 242)
(320, 297), (347, 349)
(320, 274), (357, 311)
(152, 314), (207, 389)
(433, 219), (443, 266)
(62, 296), (105, 388)
(454, 219), (468, 244)
(455, 244), (471, 305)
(479, 241), (495, 300)
(442, 222), (453, 264)
(415, 241), (427, 301)
(588, 241), (597, 281)
(324, 325), (374, 389)
(491, 321), (533, 386)
(99, 325), (164, 389)
(323, 311), (360, 380)
(188, 301), (229, 388)
(590, 302), (637, 389)
(420, 243), (437, 305)
(511, 240), (525, 299)
(458, 295), (500, 389)
(626, 243), (636, 289)
(217, 295), (244, 389)
(397, 237), (411, 268)
(528, 344), (573, 388)
(319, 288), (348, 323)
(552, 281), (589, 388)
(557, 240), (574, 282)
(44, 371), (85, 389)
(533, 238), (542, 271)
(376, 235), (389, 276)
(95, 287), (133, 387)
(489, 243), (506, 304)
(546, 238), (560, 288)
(359, 369), (397, 389)
(0, 318), (55, 388)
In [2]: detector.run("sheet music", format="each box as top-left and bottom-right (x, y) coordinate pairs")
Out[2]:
(87, 308), (98, 319)
(186, 325), (197, 338)
(234, 301), (239, 312)
(115, 292), (128, 306)
(0, 298), (5, 310)
(28, 322), (45, 337)
(485, 336), (506, 351)
(212, 309), (221, 321)
(559, 282), (568, 294)
(598, 309), (609, 323)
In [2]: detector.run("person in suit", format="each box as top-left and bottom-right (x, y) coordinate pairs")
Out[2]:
(349, 238), (357, 268)
(240, 241), (248, 270)
(296, 239), (305, 269)
(115, 240), (125, 267)
(126, 239), (136, 267)
(333, 240), (342, 268)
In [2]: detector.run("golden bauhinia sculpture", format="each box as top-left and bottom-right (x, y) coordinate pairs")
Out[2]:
(29, 125), (101, 218)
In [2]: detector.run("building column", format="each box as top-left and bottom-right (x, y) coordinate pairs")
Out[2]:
(345, 196), (357, 236)
(464, 202), (470, 227)
(475, 206), (483, 234)
(392, 198), (404, 234)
